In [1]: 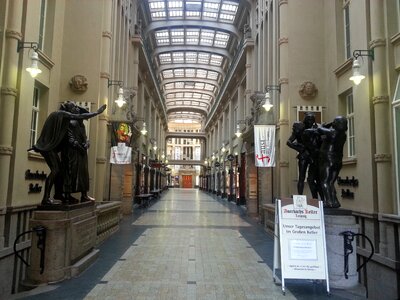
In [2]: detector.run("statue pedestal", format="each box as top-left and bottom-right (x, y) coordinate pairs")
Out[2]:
(324, 209), (359, 289)
(27, 202), (99, 285)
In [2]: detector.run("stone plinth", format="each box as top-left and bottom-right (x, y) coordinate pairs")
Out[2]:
(324, 209), (359, 289)
(27, 202), (99, 284)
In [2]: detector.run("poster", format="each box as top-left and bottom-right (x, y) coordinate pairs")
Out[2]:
(110, 122), (133, 164)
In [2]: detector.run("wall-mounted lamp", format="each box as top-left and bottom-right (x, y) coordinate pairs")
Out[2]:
(221, 143), (226, 153)
(264, 85), (280, 111)
(140, 122), (148, 135)
(17, 41), (42, 78)
(235, 119), (249, 138)
(212, 154), (216, 160)
(161, 151), (165, 159)
(349, 49), (374, 85)
(108, 79), (125, 107)
(204, 158), (208, 164)
(150, 138), (158, 151)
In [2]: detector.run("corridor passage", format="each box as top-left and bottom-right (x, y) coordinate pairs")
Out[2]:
(21, 189), (352, 300)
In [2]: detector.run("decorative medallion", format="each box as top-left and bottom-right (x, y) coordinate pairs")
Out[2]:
(69, 75), (88, 93)
(299, 81), (318, 100)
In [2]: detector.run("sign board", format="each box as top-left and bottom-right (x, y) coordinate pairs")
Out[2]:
(273, 196), (329, 295)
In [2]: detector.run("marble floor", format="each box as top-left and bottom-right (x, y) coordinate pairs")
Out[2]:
(18, 189), (360, 300)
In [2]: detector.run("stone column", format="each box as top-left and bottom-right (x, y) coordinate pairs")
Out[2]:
(370, 1), (392, 214)
(278, 0), (290, 197)
(0, 0), (23, 250)
(95, 0), (112, 201)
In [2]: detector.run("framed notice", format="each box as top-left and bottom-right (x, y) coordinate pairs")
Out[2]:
(273, 196), (330, 295)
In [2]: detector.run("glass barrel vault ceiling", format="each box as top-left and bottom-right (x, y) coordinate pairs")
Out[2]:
(140, 0), (247, 124)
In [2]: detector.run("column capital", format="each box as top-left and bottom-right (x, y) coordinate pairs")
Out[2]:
(372, 95), (389, 105)
(100, 72), (110, 79)
(96, 157), (107, 164)
(1, 87), (18, 97)
(5, 29), (22, 40)
(102, 31), (112, 39)
(279, 78), (289, 85)
(279, 37), (288, 45)
(369, 38), (386, 49)
(278, 119), (289, 126)
(279, 161), (289, 167)
(279, 0), (288, 6)
(374, 153), (392, 162)
(0, 145), (13, 156)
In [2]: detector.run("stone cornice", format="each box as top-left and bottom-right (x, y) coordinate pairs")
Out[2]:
(372, 95), (389, 105)
(0, 145), (13, 155)
(5, 29), (22, 40)
(374, 153), (391, 162)
(1, 87), (18, 97)
(390, 32), (400, 45)
(334, 58), (352, 77)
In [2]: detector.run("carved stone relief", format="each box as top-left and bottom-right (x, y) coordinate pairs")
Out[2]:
(69, 75), (88, 93)
(298, 81), (318, 100)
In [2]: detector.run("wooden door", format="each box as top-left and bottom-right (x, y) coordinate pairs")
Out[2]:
(182, 175), (192, 188)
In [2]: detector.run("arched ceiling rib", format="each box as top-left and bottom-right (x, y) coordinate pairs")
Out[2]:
(164, 89), (216, 98)
(140, 0), (247, 124)
(162, 78), (221, 88)
(167, 106), (208, 116)
(153, 45), (231, 59)
(158, 64), (225, 75)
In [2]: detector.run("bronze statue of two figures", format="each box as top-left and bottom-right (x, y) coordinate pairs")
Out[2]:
(29, 102), (106, 206)
(287, 113), (348, 208)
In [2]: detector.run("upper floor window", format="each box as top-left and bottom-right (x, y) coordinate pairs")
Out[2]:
(38, 0), (47, 51)
(346, 91), (355, 157)
(344, 1), (351, 59)
(30, 87), (40, 148)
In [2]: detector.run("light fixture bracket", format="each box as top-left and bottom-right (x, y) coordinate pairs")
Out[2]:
(353, 49), (374, 60)
(17, 41), (39, 52)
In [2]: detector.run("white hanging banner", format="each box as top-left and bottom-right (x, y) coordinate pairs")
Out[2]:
(110, 143), (132, 164)
(254, 125), (276, 167)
